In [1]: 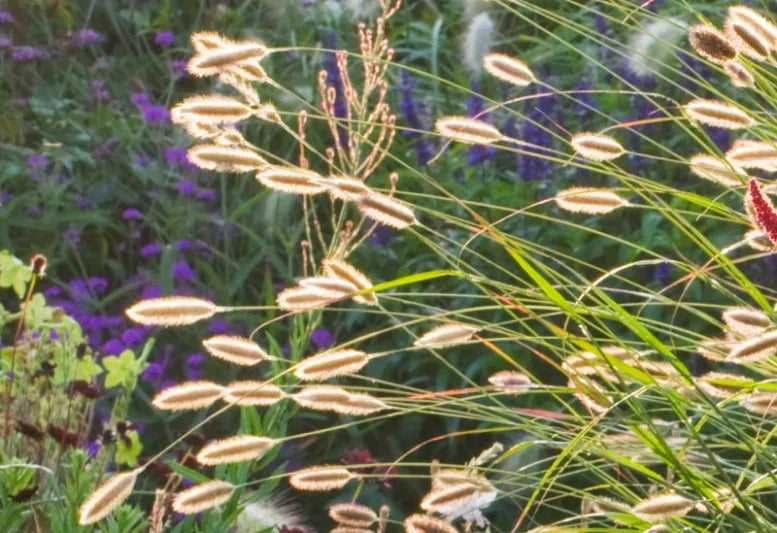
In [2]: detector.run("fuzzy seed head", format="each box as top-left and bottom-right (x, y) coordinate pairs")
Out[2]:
(196, 435), (277, 465)
(632, 493), (694, 522)
(414, 323), (480, 348)
(697, 338), (735, 362)
(126, 296), (218, 326)
(740, 391), (777, 414)
(729, 6), (777, 48)
(152, 381), (225, 411)
(483, 52), (535, 86)
(404, 514), (458, 533)
(724, 60), (755, 87)
(324, 176), (370, 202)
(745, 229), (777, 252)
(289, 465), (354, 491)
(188, 144), (268, 173)
(684, 99), (754, 130)
(190, 31), (227, 52)
(722, 307), (771, 336)
(172, 480), (235, 514)
(570, 133), (625, 161)
(330, 528), (373, 533)
(436, 116), (504, 145)
(188, 42), (267, 77)
(223, 381), (286, 406)
(725, 19), (771, 60)
(555, 187), (628, 214)
(357, 192), (417, 230)
(78, 471), (137, 525)
(322, 258), (377, 305)
(698, 371), (750, 399)
(203, 335), (272, 366)
(276, 286), (339, 311)
(488, 370), (531, 393)
(328, 503), (378, 527)
(689, 154), (745, 186)
(298, 276), (359, 297)
(729, 329), (777, 362)
(338, 393), (389, 415)
(294, 349), (370, 381)
(256, 166), (327, 195)
(688, 24), (738, 64)
(228, 61), (268, 82)
(727, 140), (777, 172)
(171, 95), (252, 125)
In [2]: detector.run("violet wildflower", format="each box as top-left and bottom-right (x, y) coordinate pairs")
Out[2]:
(88, 277), (109, 294)
(163, 147), (197, 170)
(94, 139), (118, 159)
(134, 154), (152, 167)
(209, 320), (229, 335)
(0, 36), (11, 49)
(172, 260), (195, 282)
(102, 338), (125, 356)
(131, 92), (151, 108)
(311, 328), (334, 350)
(85, 440), (101, 459)
(141, 104), (170, 126)
(322, 32), (348, 147)
(141, 283), (162, 299)
(122, 207), (142, 221)
(121, 328), (147, 347)
(175, 179), (197, 197)
(196, 188), (217, 203)
(141, 362), (164, 382)
(186, 353), (206, 380)
(654, 262), (673, 287)
(74, 29), (103, 48)
(397, 70), (434, 165)
(44, 286), (62, 298)
(63, 225), (81, 245)
(26, 153), (49, 180)
(0, 11), (14, 24)
(155, 31), (175, 47)
(169, 59), (187, 79)
(370, 224), (394, 246)
(90, 80), (111, 103)
(517, 85), (557, 180)
(11, 46), (42, 63)
(140, 243), (162, 257)
(76, 197), (92, 209)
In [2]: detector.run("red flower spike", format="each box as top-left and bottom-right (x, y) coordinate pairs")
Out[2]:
(747, 178), (777, 244)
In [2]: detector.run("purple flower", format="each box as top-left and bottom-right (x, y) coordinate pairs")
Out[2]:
(169, 59), (188, 79)
(397, 70), (434, 166)
(209, 320), (229, 334)
(370, 224), (394, 246)
(155, 31), (175, 47)
(465, 82), (496, 166)
(121, 328), (146, 346)
(122, 207), (142, 221)
(88, 277), (109, 294)
(134, 154), (152, 167)
(0, 11), (15, 24)
(131, 92), (151, 108)
(140, 243), (162, 257)
(196, 188), (217, 203)
(63, 225), (81, 245)
(94, 139), (118, 159)
(141, 283), (162, 299)
(85, 440), (101, 459)
(172, 261), (195, 282)
(102, 339), (124, 356)
(176, 239), (194, 252)
(311, 328), (334, 350)
(76, 197), (92, 209)
(26, 153), (49, 179)
(186, 353), (205, 380)
(141, 362), (164, 382)
(175, 180), (197, 196)
(44, 286), (62, 298)
(654, 262), (673, 287)
(141, 105), (170, 126)
(90, 80), (111, 103)
(0, 35), (11, 49)
(163, 147), (196, 170)
(74, 29), (104, 48)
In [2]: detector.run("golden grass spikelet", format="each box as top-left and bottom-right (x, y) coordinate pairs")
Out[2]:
(196, 435), (277, 465)
(436, 116), (504, 145)
(324, 176), (370, 202)
(684, 99), (754, 130)
(698, 371), (751, 399)
(152, 381), (224, 411)
(78, 470), (137, 525)
(570, 133), (625, 161)
(276, 286), (339, 311)
(298, 276), (359, 297)
(722, 307), (771, 336)
(357, 192), (417, 230)
(554, 187), (628, 215)
(729, 6), (777, 48)
(338, 393), (389, 415)
(126, 296), (219, 326)
(223, 381), (285, 406)
(728, 329), (777, 362)
(330, 528), (373, 533)
(294, 349), (370, 381)
(292, 385), (351, 410)
(689, 154), (745, 186)
(414, 323), (480, 348)
(289, 465), (354, 491)
(726, 140), (777, 172)
(171, 95), (252, 125)
(745, 229), (777, 252)
(328, 502), (378, 527)
(190, 31), (226, 52)
(740, 391), (777, 414)
(203, 335), (272, 366)
(188, 144), (268, 173)
(631, 493), (694, 523)
(188, 42), (267, 77)
(482, 52), (535, 86)
(688, 24), (738, 64)
(228, 61), (268, 83)
(488, 370), (531, 393)
(420, 483), (482, 512)
(322, 258), (377, 305)
(697, 338), (734, 362)
(725, 19), (771, 60)
(256, 166), (327, 195)
(172, 480), (235, 514)
(724, 60), (755, 87)
(404, 514), (458, 533)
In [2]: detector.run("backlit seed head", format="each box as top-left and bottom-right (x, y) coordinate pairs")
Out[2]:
(570, 133), (625, 161)
(688, 24), (738, 64)
(172, 480), (235, 514)
(728, 330), (777, 362)
(196, 435), (277, 465)
(421, 480), (496, 516)
(745, 229), (777, 252)
(357, 192), (417, 230)
(256, 166), (327, 195)
(724, 60), (755, 88)
(223, 381), (286, 406)
(414, 323), (480, 348)
(404, 514), (458, 533)
(722, 307), (771, 336)
(228, 61), (268, 83)
(725, 19), (771, 60)
(78, 471), (138, 525)
(171, 95), (252, 125)
(689, 154), (745, 186)
(276, 286), (340, 311)
(698, 371), (751, 399)
(483, 52), (535, 86)
(330, 529), (373, 533)
(152, 381), (225, 411)
(322, 258), (377, 305)
(293, 385), (351, 410)
(298, 276), (359, 297)
(190, 31), (227, 52)
(697, 338), (735, 362)
(631, 493), (695, 523)
(684, 99), (754, 130)
(436, 116), (503, 145)
(325, 176), (370, 202)
(554, 188), (628, 214)
(726, 140), (777, 172)
(338, 393), (389, 415)
(126, 296), (219, 326)
(188, 144), (268, 173)
(729, 6), (777, 48)
(740, 391), (777, 414)
(203, 335), (273, 366)
(488, 370), (531, 393)
(289, 465), (354, 491)
(188, 42), (267, 77)
(328, 502), (378, 527)
(294, 349), (370, 381)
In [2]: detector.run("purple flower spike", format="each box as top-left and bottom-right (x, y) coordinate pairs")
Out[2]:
(131, 92), (151, 108)
(0, 11), (15, 24)
(74, 29), (104, 48)
(140, 243), (162, 257)
(141, 362), (164, 382)
(311, 328), (334, 350)
(175, 180), (197, 196)
(172, 261), (195, 282)
(102, 339), (125, 356)
(11, 46), (43, 63)
(26, 153), (49, 179)
(123, 207), (142, 221)
(169, 59), (188, 79)
(155, 31), (175, 47)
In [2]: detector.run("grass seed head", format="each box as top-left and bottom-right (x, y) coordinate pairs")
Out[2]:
(729, 329), (777, 362)
(292, 385), (351, 410)
(414, 323), (480, 348)
(203, 335), (272, 366)
(698, 371), (751, 399)
(223, 381), (286, 406)
(328, 502), (378, 527)
(196, 435), (277, 465)
(338, 393), (389, 415)
(728, 6), (777, 48)
(171, 95), (252, 125)
(256, 166), (327, 195)
(570, 133), (625, 161)
(276, 286), (340, 311)
(483, 52), (535, 86)
(152, 381), (225, 411)
(172, 480), (235, 514)
(689, 154), (745, 186)
(555, 188), (628, 214)
(357, 192), (417, 229)
(188, 144), (268, 173)
(724, 60), (755, 87)
(688, 24), (738, 64)
(722, 307), (771, 336)
(740, 391), (777, 414)
(322, 258), (377, 305)
(684, 99), (754, 130)
(435, 116), (504, 145)
(294, 349), (370, 381)
(78, 471), (138, 525)
(404, 514), (458, 533)
(298, 276), (359, 297)
(126, 296), (219, 326)
(190, 31), (227, 52)
(725, 19), (771, 60)
(324, 176), (370, 202)
(488, 370), (531, 393)
(726, 140), (777, 172)
(289, 465), (354, 491)
(631, 493), (695, 523)
(188, 42), (267, 77)
(745, 229), (777, 252)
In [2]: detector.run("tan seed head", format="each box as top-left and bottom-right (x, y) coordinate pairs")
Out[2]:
(684, 99), (754, 130)
(322, 258), (377, 305)
(188, 144), (268, 173)
(171, 95), (252, 125)
(172, 480), (235, 514)
(689, 154), (745, 187)
(724, 60), (755, 87)
(555, 188), (628, 214)
(196, 435), (277, 465)
(152, 381), (225, 411)
(414, 323), (480, 348)
(488, 371), (532, 393)
(78, 471), (138, 525)
(357, 192), (417, 230)
(404, 514), (458, 533)
(483, 53), (535, 86)
(722, 307), (771, 336)
(203, 335), (272, 366)
(289, 465), (354, 491)
(256, 166), (327, 195)
(570, 133), (625, 161)
(435, 116), (504, 145)
(328, 502), (378, 527)
(726, 140), (777, 172)
(126, 296), (219, 326)
(294, 349), (370, 381)
(223, 381), (286, 406)
(632, 493), (695, 522)
(688, 24), (738, 64)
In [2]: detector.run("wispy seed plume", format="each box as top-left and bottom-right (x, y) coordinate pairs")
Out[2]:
(152, 381), (225, 411)
(570, 133), (625, 161)
(554, 187), (628, 215)
(483, 53), (535, 86)
(289, 465), (354, 491)
(78, 471), (138, 525)
(172, 480), (235, 514)
(126, 296), (219, 326)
